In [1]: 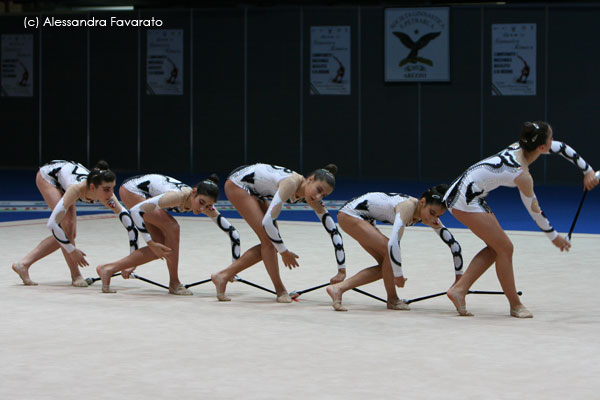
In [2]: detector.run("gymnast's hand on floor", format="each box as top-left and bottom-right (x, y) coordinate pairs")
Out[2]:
(281, 250), (299, 269)
(148, 241), (172, 260)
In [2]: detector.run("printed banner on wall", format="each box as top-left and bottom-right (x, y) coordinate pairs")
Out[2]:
(384, 8), (450, 82)
(491, 24), (536, 96)
(310, 26), (351, 95)
(146, 29), (183, 95)
(1, 34), (34, 97)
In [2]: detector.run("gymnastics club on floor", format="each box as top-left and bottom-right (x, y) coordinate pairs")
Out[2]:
(130, 273), (169, 290)
(86, 272), (168, 290)
(233, 275), (277, 295)
(290, 284), (399, 302)
(290, 282), (330, 299)
(352, 287), (387, 303)
(185, 278), (211, 289)
(568, 171), (600, 241)
(85, 273), (121, 285)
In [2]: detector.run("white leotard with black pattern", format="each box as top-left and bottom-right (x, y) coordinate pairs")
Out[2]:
(228, 163), (302, 203)
(121, 174), (191, 213)
(443, 143), (523, 213)
(39, 160), (94, 203)
(444, 140), (594, 213)
(339, 192), (415, 225)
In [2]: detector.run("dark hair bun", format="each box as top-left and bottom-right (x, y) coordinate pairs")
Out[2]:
(420, 184), (448, 207)
(194, 174), (220, 201)
(323, 164), (338, 176)
(87, 160), (115, 186)
(206, 173), (219, 185)
(520, 120), (550, 151)
(94, 160), (110, 170)
(434, 183), (449, 197)
(522, 121), (536, 135)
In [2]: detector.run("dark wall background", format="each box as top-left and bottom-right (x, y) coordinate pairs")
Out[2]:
(1, 3), (599, 184)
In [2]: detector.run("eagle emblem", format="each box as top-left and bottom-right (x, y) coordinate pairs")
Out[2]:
(392, 31), (441, 67)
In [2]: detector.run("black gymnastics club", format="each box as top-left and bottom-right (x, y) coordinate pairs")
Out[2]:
(131, 273), (169, 290)
(567, 170), (600, 241)
(567, 189), (588, 241)
(290, 282), (329, 299)
(185, 278), (211, 289)
(85, 272), (121, 285)
(233, 275), (277, 295)
(86, 272), (169, 290)
(85, 272), (167, 290)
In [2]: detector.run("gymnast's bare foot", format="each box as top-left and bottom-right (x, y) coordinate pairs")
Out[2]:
(386, 298), (410, 310)
(71, 276), (89, 287)
(276, 291), (292, 303)
(96, 264), (116, 293)
(326, 284), (347, 311)
(211, 272), (230, 301)
(447, 286), (473, 316)
(12, 262), (37, 286)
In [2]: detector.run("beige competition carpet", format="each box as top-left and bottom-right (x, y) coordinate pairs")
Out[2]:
(1, 215), (599, 399)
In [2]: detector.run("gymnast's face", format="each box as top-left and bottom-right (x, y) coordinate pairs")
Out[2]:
(89, 180), (116, 203)
(191, 193), (215, 215)
(419, 200), (446, 228)
(305, 177), (333, 203)
(539, 127), (553, 154)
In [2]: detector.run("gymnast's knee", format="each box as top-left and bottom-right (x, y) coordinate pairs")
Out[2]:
(259, 239), (276, 253)
(492, 240), (513, 258)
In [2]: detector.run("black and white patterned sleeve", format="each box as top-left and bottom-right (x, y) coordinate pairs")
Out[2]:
(314, 207), (346, 270)
(210, 210), (241, 262)
(432, 224), (463, 275)
(549, 141), (593, 174)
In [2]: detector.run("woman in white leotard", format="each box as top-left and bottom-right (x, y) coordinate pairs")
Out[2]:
(12, 160), (138, 287)
(445, 121), (599, 318)
(96, 174), (240, 295)
(327, 185), (462, 311)
(211, 163), (346, 303)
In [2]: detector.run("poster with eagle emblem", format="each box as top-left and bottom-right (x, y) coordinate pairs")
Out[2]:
(384, 8), (450, 82)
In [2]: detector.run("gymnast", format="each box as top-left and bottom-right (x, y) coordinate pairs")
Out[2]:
(12, 160), (138, 287)
(444, 121), (599, 318)
(96, 174), (240, 295)
(327, 185), (463, 311)
(211, 163), (346, 303)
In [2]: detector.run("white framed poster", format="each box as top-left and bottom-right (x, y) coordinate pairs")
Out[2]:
(384, 8), (450, 82)
(310, 26), (351, 95)
(146, 29), (183, 95)
(492, 23), (536, 96)
(1, 34), (34, 97)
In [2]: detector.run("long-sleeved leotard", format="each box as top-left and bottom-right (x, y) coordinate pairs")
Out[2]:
(339, 192), (463, 277)
(229, 163), (346, 270)
(125, 174), (240, 261)
(42, 160), (139, 253)
(443, 141), (594, 240)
